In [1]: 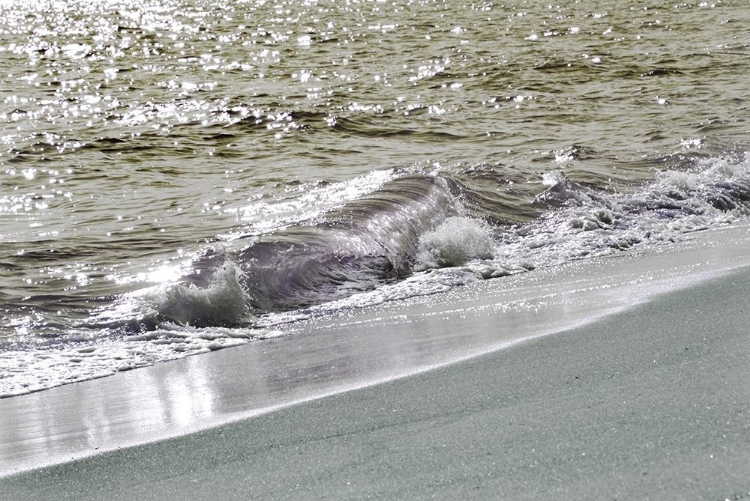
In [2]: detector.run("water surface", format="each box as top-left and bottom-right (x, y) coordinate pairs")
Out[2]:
(1, 0), (749, 396)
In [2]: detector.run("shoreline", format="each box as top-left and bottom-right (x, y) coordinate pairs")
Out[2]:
(2, 223), (750, 497)
(2, 247), (750, 499)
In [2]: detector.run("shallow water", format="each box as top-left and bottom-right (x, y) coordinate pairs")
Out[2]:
(1, 0), (749, 396)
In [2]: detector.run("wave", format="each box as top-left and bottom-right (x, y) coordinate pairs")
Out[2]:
(6, 152), (750, 399)
(146, 174), (459, 325)
(447, 152), (750, 279)
(123, 151), (750, 329)
(148, 262), (250, 328)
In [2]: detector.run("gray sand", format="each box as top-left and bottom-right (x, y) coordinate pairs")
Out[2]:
(2, 266), (750, 500)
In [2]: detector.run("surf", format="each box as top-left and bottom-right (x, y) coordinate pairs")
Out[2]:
(151, 174), (460, 326)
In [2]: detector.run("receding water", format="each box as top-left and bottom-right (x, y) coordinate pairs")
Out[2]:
(1, 0), (749, 396)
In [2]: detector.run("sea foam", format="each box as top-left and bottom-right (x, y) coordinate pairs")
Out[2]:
(149, 262), (250, 327)
(415, 217), (495, 270)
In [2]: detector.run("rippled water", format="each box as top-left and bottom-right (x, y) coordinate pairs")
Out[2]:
(1, 0), (749, 396)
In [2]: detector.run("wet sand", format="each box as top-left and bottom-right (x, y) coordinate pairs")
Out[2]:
(2, 224), (750, 499)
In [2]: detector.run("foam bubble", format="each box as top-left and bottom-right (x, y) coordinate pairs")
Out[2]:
(415, 217), (495, 270)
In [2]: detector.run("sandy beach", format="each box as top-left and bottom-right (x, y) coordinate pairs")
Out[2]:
(2, 223), (750, 500)
(3, 0), (750, 498)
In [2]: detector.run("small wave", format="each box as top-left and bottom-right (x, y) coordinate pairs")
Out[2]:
(470, 152), (750, 276)
(330, 116), (466, 140)
(234, 175), (459, 312)
(7, 153), (750, 398)
(103, 152), (750, 331)
(141, 174), (459, 323)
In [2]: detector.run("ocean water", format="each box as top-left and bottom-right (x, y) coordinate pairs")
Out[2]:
(1, 0), (749, 397)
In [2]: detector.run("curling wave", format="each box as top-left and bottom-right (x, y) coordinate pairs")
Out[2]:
(151, 174), (459, 324)
(143, 152), (750, 328)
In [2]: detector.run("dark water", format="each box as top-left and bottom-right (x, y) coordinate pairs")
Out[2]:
(1, 0), (749, 396)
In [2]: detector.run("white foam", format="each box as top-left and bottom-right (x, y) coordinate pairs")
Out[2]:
(148, 261), (250, 327)
(415, 217), (495, 270)
(0, 325), (281, 398)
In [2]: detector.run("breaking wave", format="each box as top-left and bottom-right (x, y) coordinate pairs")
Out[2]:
(133, 151), (750, 330)
(139, 174), (459, 327)
(5, 152), (750, 398)
(149, 262), (250, 328)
